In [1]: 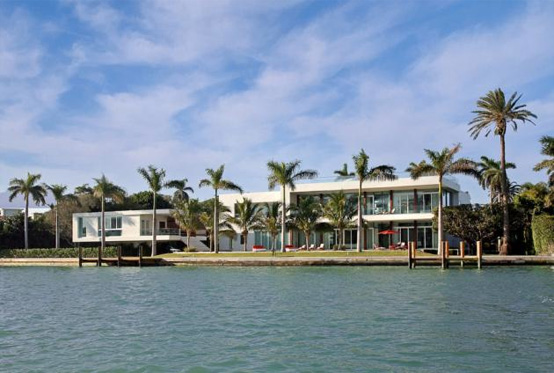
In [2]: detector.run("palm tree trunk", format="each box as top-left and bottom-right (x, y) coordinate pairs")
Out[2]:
(187, 230), (191, 250)
(99, 197), (105, 266)
(272, 236), (277, 253)
(499, 134), (510, 255)
(243, 232), (247, 251)
(305, 231), (310, 251)
(339, 228), (344, 249)
(55, 205), (59, 249)
(357, 179), (362, 252)
(281, 187), (286, 252)
(438, 178), (443, 256)
(152, 192), (157, 257)
(24, 196), (29, 249)
(214, 190), (219, 253)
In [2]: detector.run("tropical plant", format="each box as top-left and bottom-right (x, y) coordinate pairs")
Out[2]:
(290, 196), (322, 250)
(353, 149), (396, 252)
(267, 160), (318, 252)
(533, 135), (554, 187)
(166, 178), (194, 202)
(92, 175), (125, 265)
(199, 165), (243, 253)
(228, 198), (263, 251)
(74, 184), (93, 195)
(469, 88), (537, 254)
(8, 173), (48, 249)
(137, 165), (167, 257)
(259, 202), (282, 252)
(172, 199), (203, 250)
(334, 163), (354, 178)
(477, 156), (516, 204)
(406, 144), (479, 255)
(321, 191), (357, 249)
(46, 184), (78, 249)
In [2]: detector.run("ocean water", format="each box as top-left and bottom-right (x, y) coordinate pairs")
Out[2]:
(1, 266), (553, 372)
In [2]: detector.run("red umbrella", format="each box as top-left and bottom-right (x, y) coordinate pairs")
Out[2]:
(378, 230), (399, 235)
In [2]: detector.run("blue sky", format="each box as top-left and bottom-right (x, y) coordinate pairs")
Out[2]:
(1, 0), (553, 205)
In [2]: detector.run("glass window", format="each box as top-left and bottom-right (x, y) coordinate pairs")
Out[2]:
(373, 192), (390, 214)
(418, 192), (439, 213)
(393, 192), (415, 214)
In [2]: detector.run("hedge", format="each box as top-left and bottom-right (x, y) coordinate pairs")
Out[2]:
(0, 247), (118, 258)
(531, 215), (554, 255)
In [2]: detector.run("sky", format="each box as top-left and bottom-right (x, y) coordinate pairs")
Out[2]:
(1, 0), (553, 206)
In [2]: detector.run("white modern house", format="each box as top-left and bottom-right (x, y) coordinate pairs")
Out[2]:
(218, 175), (470, 252)
(72, 175), (470, 252)
(0, 207), (50, 219)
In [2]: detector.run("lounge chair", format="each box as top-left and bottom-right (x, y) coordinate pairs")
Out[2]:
(298, 245), (307, 251)
(252, 245), (267, 252)
(169, 247), (182, 253)
(309, 244), (316, 250)
(317, 243), (325, 250)
(285, 245), (298, 252)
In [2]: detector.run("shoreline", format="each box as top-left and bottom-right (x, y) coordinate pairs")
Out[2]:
(1, 255), (553, 267)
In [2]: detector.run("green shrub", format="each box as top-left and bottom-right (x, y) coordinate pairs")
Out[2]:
(531, 215), (554, 255)
(0, 247), (118, 258)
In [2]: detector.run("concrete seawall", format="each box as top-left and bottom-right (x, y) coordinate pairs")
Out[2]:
(1, 256), (553, 267)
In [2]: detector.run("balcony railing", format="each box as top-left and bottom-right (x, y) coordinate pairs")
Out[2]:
(140, 228), (181, 236)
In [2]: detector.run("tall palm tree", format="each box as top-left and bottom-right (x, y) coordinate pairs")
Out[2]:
(166, 178), (194, 202)
(267, 160), (318, 252)
(290, 196), (321, 251)
(199, 165), (243, 253)
(334, 163), (354, 179)
(228, 198), (263, 251)
(406, 144), (478, 255)
(353, 149), (396, 252)
(92, 175), (125, 265)
(46, 184), (78, 249)
(137, 165), (167, 257)
(74, 184), (93, 195)
(469, 88), (537, 254)
(172, 198), (203, 250)
(200, 199), (233, 252)
(321, 190), (357, 249)
(259, 202), (281, 252)
(8, 173), (48, 249)
(477, 156), (516, 204)
(534, 135), (554, 187)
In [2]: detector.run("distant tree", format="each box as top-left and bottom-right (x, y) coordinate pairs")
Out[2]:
(137, 165), (167, 257)
(477, 156), (516, 204)
(534, 135), (554, 187)
(92, 175), (125, 265)
(290, 196), (322, 251)
(8, 173), (48, 249)
(46, 184), (78, 249)
(469, 88), (537, 254)
(200, 198), (233, 252)
(267, 160), (318, 252)
(172, 199), (203, 250)
(166, 178), (194, 202)
(228, 198), (263, 251)
(407, 144), (479, 255)
(334, 163), (354, 178)
(321, 190), (357, 249)
(125, 191), (172, 210)
(353, 149), (396, 252)
(259, 202), (281, 252)
(199, 165), (242, 253)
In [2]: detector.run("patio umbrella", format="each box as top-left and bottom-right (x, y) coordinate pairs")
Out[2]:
(378, 230), (399, 235)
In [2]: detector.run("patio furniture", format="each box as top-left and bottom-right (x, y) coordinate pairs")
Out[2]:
(252, 245), (267, 252)
(317, 243), (325, 250)
(309, 244), (316, 250)
(285, 245), (298, 252)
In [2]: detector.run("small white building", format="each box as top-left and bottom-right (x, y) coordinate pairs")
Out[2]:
(0, 207), (50, 219)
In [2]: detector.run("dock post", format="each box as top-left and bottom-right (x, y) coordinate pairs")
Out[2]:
(477, 240), (482, 269)
(408, 241), (413, 269)
(78, 246), (83, 268)
(117, 246), (121, 268)
(460, 241), (465, 267)
(444, 241), (450, 269)
(139, 246), (143, 268)
(412, 242), (416, 269)
(440, 241), (446, 269)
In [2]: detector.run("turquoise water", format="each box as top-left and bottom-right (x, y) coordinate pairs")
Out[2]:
(1, 267), (553, 372)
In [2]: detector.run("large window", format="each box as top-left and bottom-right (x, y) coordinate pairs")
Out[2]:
(393, 192), (415, 214)
(78, 217), (86, 238)
(373, 192), (390, 214)
(98, 216), (122, 237)
(417, 192), (439, 213)
(417, 222), (437, 249)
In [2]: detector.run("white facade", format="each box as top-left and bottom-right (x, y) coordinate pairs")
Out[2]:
(0, 207), (50, 219)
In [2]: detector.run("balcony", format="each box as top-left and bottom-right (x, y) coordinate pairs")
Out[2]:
(140, 228), (181, 236)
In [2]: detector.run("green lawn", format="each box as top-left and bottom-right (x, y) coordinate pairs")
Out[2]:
(157, 250), (433, 258)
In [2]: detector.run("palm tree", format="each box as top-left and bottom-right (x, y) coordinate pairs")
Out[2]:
(406, 144), (478, 255)
(137, 165), (167, 257)
(469, 88), (537, 254)
(228, 198), (263, 251)
(172, 199), (203, 250)
(290, 196), (321, 250)
(92, 175), (125, 265)
(199, 165), (243, 253)
(534, 136), (554, 187)
(477, 156), (516, 204)
(200, 199), (233, 252)
(334, 163), (354, 179)
(8, 173), (48, 249)
(166, 178), (194, 202)
(267, 160), (318, 252)
(259, 202), (281, 252)
(46, 184), (78, 249)
(353, 149), (396, 252)
(321, 190), (357, 249)
(74, 184), (93, 195)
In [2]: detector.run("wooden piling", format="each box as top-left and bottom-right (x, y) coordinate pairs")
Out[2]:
(408, 241), (413, 269)
(139, 246), (143, 268)
(441, 241), (446, 269)
(412, 242), (416, 268)
(460, 241), (465, 267)
(78, 246), (83, 268)
(444, 241), (450, 269)
(117, 246), (122, 268)
(477, 240), (482, 269)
